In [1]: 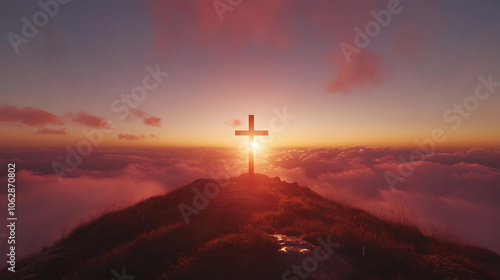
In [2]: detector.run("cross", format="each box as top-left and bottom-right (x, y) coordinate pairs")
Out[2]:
(235, 115), (268, 175)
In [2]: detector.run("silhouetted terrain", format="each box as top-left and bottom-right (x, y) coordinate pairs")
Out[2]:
(2, 174), (499, 279)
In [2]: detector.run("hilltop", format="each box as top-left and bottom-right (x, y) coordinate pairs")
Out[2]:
(2, 174), (499, 279)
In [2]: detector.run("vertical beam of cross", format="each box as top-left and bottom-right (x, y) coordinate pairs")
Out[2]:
(235, 115), (268, 175)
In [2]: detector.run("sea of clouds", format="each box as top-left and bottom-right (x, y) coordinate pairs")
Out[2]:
(0, 147), (499, 263)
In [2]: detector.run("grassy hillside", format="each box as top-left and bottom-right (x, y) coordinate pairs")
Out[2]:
(2, 174), (499, 279)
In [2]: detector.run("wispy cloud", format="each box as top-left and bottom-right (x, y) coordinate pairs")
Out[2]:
(35, 128), (67, 135)
(143, 116), (161, 127)
(66, 111), (110, 129)
(129, 109), (162, 127)
(117, 133), (158, 140)
(328, 50), (382, 93)
(0, 104), (63, 127)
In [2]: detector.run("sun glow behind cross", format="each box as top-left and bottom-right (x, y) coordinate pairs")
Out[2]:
(238, 138), (266, 158)
(235, 115), (269, 175)
(252, 141), (259, 150)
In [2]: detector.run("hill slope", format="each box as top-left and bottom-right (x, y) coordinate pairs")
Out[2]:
(2, 174), (500, 279)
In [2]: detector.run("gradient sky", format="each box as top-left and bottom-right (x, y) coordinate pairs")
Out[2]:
(1, 0), (500, 148)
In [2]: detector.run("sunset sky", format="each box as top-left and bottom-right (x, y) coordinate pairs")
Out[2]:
(1, 0), (500, 148)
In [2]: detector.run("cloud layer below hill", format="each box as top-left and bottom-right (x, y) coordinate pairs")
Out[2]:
(0, 147), (499, 261)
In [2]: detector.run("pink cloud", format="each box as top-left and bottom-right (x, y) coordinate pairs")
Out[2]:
(147, 0), (293, 54)
(128, 109), (162, 127)
(0, 104), (63, 127)
(328, 50), (382, 93)
(231, 119), (241, 126)
(117, 133), (158, 140)
(146, 1), (389, 92)
(35, 128), (67, 135)
(143, 116), (161, 127)
(145, 1), (432, 94)
(67, 111), (111, 129)
(118, 133), (146, 141)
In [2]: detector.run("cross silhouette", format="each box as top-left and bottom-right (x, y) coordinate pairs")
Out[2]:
(235, 115), (268, 175)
